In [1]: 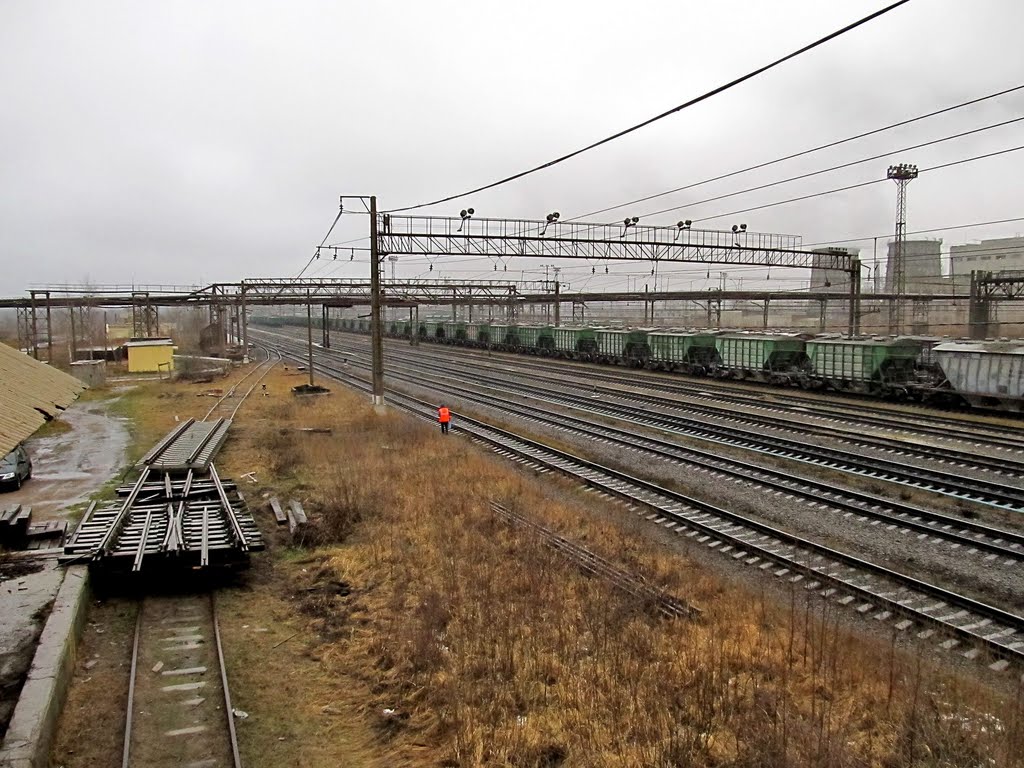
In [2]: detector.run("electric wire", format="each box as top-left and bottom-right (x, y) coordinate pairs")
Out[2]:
(686, 143), (1024, 225)
(572, 83), (1024, 223)
(803, 216), (1024, 249)
(385, 0), (912, 213)
(628, 116), (1024, 221)
(297, 205), (345, 278)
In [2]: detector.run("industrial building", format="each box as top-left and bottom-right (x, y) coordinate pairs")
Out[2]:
(809, 247), (858, 293)
(125, 338), (176, 373)
(885, 239), (945, 293)
(950, 236), (1024, 278)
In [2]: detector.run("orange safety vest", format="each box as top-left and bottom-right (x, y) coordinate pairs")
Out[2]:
(438, 407), (451, 423)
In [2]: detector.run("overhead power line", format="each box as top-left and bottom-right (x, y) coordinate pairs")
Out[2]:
(385, 0), (911, 214)
(684, 143), (1024, 225)
(572, 82), (1024, 222)
(297, 203), (344, 278)
(802, 216), (1024, 248)
(635, 115), (1024, 221)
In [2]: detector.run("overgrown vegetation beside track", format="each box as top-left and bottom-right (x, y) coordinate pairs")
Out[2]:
(214, 369), (1024, 767)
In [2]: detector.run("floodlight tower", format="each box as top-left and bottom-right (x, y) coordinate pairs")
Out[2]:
(887, 162), (918, 335)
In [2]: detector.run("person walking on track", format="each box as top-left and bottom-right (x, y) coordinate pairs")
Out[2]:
(438, 405), (451, 434)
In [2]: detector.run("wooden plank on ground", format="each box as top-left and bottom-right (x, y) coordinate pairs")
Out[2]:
(287, 500), (307, 526)
(269, 497), (287, 525)
(0, 505), (20, 525)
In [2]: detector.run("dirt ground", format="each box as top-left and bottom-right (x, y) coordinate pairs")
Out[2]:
(45, 362), (1024, 767)
(0, 394), (130, 522)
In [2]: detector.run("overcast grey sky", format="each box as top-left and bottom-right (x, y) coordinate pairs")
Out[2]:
(2, 0), (1023, 296)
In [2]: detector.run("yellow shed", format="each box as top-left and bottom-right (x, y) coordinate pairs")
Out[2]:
(125, 338), (176, 373)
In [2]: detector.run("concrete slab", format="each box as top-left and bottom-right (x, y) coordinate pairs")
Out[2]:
(0, 560), (64, 739)
(0, 566), (90, 768)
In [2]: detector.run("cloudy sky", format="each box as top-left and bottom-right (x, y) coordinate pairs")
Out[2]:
(2, 0), (1022, 297)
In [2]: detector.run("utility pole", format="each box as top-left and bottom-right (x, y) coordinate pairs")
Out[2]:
(553, 267), (560, 327)
(69, 304), (77, 363)
(306, 289), (314, 388)
(369, 195), (384, 407)
(240, 283), (249, 363)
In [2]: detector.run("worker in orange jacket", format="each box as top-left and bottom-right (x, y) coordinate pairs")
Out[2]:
(438, 405), (451, 434)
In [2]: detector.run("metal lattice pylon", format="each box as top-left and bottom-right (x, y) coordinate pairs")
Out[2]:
(887, 163), (918, 335)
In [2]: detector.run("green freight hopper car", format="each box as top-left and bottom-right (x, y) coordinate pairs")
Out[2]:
(553, 327), (598, 358)
(647, 332), (719, 372)
(422, 320), (444, 340)
(596, 329), (651, 365)
(514, 325), (555, 353)
(489, 324), (520, 348)
(443, 321), (468, 343)
(466, 323), (492, 344)
(714, 334), (806, 379)
(806, 338), (922, 392)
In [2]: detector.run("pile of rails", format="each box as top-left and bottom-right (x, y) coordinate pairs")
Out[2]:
(62, 418), (263, 572)
(0, 505), (65, 551)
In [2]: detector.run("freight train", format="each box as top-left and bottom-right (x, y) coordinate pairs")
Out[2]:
(253, 316), (1024, 412)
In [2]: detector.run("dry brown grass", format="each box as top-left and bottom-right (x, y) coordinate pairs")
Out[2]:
(212, 370), (1024, 767)
(50, 598), (138, 768)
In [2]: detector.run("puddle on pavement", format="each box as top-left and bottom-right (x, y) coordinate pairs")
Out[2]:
(0, 397), (130, 522)
(0, 393), (130, 739)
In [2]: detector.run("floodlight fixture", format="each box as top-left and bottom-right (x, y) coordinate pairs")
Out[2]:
(540, 210), (561, 236)
(887, 163), (919, 181)
(619, 215), (640, 238)
(457, 207), (475, 232)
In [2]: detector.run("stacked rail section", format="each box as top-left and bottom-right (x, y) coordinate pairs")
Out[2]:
(63, 419), (263, 571)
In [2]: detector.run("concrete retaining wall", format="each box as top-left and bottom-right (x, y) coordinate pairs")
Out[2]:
(0, 566), (90, 768)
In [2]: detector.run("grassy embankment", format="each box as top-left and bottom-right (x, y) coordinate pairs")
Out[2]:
(206, 365), (1024, 767)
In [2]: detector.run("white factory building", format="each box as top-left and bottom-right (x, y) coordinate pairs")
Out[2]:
(950, 237), (1024, 278)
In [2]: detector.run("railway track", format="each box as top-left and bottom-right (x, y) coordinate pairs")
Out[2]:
(376, 344), (1024, 477)
(256, 329), (1024, 512)
(123, 592), (241, 768)
(65, 349), (276, 570)
(259, 331), (1024, 563)
(490, 501), (696, 620)
(261, 338), (1024, 670)
(416, 342), (1024, 453)
(202, 347), (280, 421)
(111, 351), (280, 765)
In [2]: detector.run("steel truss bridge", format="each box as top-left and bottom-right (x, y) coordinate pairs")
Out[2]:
(378, 215), (855, 272)
(2, 279), (553, 362)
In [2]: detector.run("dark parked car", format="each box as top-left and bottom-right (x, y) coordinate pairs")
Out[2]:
(0, 445), (32, 490)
